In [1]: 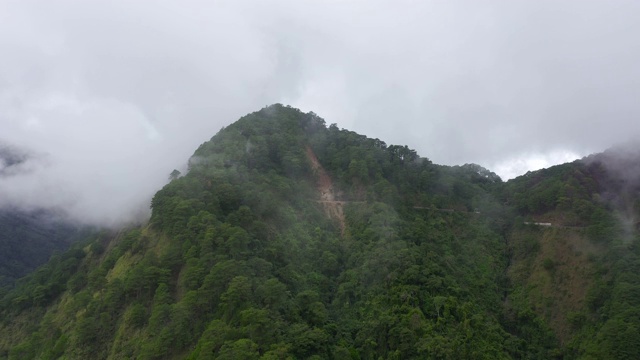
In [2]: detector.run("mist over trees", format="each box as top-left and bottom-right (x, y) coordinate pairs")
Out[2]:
(1, 105), (640, 359)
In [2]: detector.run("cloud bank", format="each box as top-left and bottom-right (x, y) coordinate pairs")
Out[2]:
(1, 0), (639, 224)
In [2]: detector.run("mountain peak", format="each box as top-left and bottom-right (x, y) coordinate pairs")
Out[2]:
(2, 106), (640, 359)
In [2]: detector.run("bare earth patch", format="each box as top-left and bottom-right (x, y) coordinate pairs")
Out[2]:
(305, 145), (346, 235)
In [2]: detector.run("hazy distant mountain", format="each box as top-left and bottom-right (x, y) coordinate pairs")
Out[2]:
(0, 144), (88, 289)
(1, 105), (639, 359)
(0, 208), (85, 288)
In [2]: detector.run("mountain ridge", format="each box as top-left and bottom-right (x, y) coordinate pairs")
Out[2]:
(1, 104), (639, 359)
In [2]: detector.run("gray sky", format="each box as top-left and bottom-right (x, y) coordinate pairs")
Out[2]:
(1, 0), (639, 225)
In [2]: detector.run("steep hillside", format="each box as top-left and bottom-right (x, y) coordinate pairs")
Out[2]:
(0, 105), (525, 359)
(1, 105), (639, 359)
(0, 209), (86, 290)
(0, 145), (88, 290)
(503, 152), (640, 359)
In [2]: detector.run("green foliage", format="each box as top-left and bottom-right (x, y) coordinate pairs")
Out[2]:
(542, 258), (555, 271)
(3, 104), (640, 359)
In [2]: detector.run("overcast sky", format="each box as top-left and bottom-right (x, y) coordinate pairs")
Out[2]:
(1, 0), (640, 225)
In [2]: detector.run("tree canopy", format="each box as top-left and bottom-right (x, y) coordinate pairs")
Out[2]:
(1, 105), (639, 359)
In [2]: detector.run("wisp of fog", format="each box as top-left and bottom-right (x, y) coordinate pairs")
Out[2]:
(1, 0), (640, 225)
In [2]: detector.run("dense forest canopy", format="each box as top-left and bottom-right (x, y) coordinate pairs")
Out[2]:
(1, 104), (639, 359)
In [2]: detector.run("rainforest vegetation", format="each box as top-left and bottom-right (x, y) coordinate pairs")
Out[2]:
(1, 105), (639, 359)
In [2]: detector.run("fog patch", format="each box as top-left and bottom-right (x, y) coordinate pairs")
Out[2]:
(2, 1), (640, 225)
(584, 142), (640, 241)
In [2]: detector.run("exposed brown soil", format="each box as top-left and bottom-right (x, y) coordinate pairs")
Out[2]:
(305, 145), (346, 234)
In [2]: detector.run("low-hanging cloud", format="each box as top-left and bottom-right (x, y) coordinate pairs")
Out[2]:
(1, 0), (640, 225)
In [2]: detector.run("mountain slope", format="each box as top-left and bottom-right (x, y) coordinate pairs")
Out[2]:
(1, 105), (639, 359)
(502, 151), (640, 359)
(0, 145), (88, 290)
(0, 209), (86, 290)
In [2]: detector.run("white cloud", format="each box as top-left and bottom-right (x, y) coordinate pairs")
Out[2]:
(1, 0), (640, 224)
(492, 150), (584, 181)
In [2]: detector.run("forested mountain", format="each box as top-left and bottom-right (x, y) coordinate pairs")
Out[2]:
(0, 104), (639, 359)
(0, 209), (87, 291)
(0, 146), (88, 290)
